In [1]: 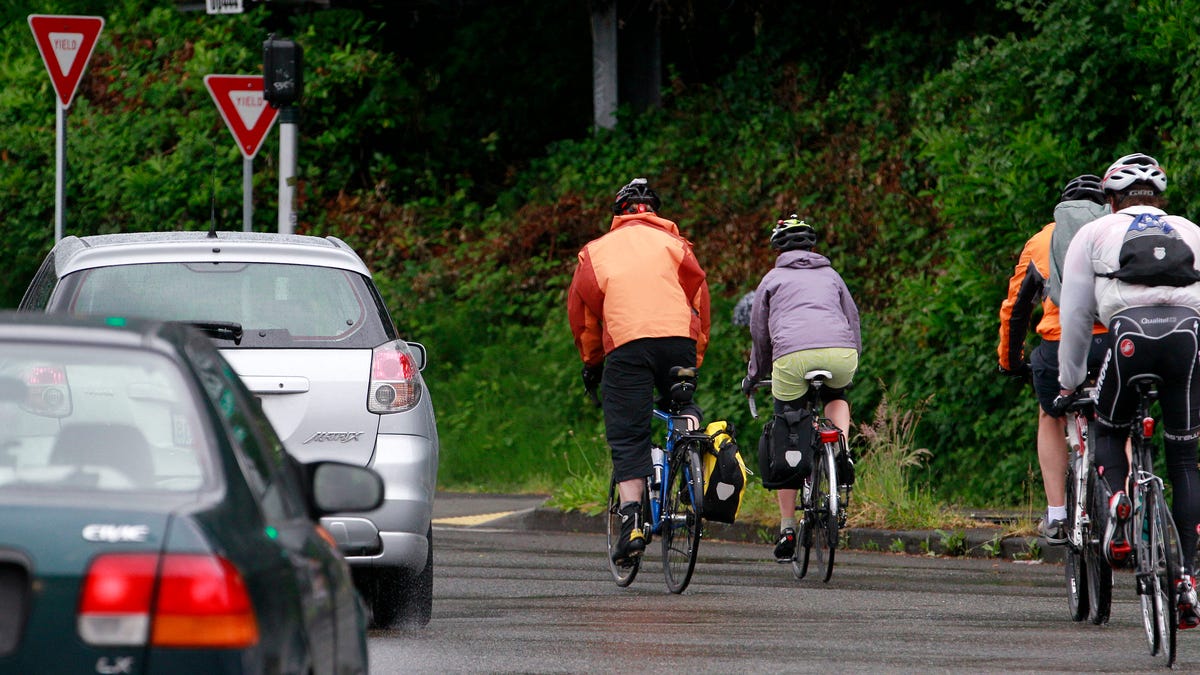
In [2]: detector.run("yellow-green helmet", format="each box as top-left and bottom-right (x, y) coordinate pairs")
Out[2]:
(769, 215), (816, 251)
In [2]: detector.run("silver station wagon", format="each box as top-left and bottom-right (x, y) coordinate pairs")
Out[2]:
(20, 230), (439, 628)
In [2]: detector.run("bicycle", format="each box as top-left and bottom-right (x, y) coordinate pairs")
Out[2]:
(1109, 374), (1187, 667)
(1061, 387), (1112, 626)
(747, 372), (852, 583)
(604, 366), (709, 594)
(1118, 374), (1185, 662)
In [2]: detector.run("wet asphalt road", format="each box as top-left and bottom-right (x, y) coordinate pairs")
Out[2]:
(364, 494), (1198, 673)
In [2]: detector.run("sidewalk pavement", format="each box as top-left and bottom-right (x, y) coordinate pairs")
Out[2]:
(432, 492), (1065, 564)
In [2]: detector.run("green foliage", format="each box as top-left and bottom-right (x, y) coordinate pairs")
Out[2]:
(10, 1), (1200, 513)
(980, 537), (1002, 558)
(936, 529), (968, 557)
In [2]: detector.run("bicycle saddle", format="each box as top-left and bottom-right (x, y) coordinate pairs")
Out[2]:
(1126, 373), (1164, 391)
(804, 369), (833, 383)
(669, 366), (697, 403)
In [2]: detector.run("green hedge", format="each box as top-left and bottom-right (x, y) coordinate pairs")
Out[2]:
(8, 1), (1200, 506)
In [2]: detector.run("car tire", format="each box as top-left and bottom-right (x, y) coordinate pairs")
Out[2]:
(358, 526), (433, 629)
(396, 526), (434, 628)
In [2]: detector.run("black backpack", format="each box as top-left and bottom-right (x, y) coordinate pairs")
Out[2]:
(757, 408), (813, 490)
(1101, 213), (1200, 287)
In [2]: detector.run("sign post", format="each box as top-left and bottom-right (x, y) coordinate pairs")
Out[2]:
(264, 36), (302, 235)
(28, 14), (104, 243)
(203, 75), (279, 232)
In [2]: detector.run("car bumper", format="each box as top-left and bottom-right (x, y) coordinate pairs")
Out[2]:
(319, 433), (436, 572)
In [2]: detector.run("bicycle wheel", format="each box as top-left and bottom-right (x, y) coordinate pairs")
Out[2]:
(1144, 482), (1181, 666)
(662, 444), (702, 594)
(1064, 462), (1089, 622)
(1085, 467), (1112, 625)
(810, 441), (839, 583)
(792, 485), (813, 580)
(605, 474), (648, 586)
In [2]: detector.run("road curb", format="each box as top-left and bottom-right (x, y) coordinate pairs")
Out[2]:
(504, 507), (1064, 564)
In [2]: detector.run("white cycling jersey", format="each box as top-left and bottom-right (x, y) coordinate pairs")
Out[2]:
(1058, 205), (1200, 391)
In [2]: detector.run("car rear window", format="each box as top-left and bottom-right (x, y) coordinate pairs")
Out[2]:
(57, 262), (392, 348)
(0, 343), (213, 493)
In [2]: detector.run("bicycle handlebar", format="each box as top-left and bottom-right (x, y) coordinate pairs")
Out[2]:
(745, 379), (772, 419)
(1061, 387), (1097, 415)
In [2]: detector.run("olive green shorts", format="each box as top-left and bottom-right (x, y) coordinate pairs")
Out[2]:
(771, 347), (858, 402)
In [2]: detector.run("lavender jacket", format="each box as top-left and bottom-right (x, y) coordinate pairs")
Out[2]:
(746, 250), (862, 384)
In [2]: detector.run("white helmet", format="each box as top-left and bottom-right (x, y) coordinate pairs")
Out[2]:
(1102, 153), (1167, 193)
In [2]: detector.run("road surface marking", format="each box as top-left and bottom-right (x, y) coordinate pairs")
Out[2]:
(433, 511), (517, 527)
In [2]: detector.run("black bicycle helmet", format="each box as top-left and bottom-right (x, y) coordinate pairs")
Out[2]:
(769, 215), (817, 251)
(612, 178), (661, 215)
(1102, 153), (1167, 193)
(1060, 174), (1105, 205)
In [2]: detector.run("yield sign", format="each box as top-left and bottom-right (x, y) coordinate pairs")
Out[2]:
(204, 75), (279, 159)
(28, 14), (104, 108)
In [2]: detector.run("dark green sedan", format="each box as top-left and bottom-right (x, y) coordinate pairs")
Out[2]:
(0, 314), (382, 674)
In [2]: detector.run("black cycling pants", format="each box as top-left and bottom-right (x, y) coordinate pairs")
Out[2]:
(602, 337), (701, 483)
(1093, 306), (1200, 570)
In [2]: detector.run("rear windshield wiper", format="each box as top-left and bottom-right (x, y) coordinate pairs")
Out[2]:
(187, 321), (244, 345)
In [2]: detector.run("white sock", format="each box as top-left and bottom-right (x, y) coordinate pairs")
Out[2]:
(1047, 505), (1067, 523)
(781, 518), (797, 532)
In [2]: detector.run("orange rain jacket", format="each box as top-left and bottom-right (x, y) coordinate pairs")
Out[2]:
(568, 213), (711, 368)
(997, 222), (1104, 371)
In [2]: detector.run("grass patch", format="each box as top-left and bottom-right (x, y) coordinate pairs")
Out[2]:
(846, 384), (977, 530)
(542, 428), (610, 517)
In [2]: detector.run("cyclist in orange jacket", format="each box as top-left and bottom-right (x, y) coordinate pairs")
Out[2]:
(997, 175), (1108, 545)
(567, 178), (711, 566)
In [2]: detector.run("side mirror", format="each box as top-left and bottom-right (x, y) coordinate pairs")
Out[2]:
(308, 462), (383, 515)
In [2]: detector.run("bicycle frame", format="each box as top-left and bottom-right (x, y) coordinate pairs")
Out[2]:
(1128, 378), (1167, 576)
(1065, 390), (1095, 551)
(647, 408), (704, 534)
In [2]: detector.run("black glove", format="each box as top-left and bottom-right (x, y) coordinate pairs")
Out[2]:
(999, 362), (1032, 382)
(740, 376), (755, 398)
(581, 363), (603, 397)
(1050, 390), (1078, 418)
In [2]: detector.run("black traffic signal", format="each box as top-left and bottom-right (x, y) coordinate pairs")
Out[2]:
(263, 34), (303, 108)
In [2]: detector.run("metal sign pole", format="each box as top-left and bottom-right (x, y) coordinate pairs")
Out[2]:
(242, 157), (253, 232)
(55, 100), (66, 243)
(278, 106), (297, 235)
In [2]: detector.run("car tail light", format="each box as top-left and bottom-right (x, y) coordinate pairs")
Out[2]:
(78, 554), (156, 645)
(368, 340), (422, 413)
(152, 555), (258, 648)
(78, 553), (259, 649)
(22, 364), (71, 417)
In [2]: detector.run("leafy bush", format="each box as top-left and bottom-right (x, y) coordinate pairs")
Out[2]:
(11, 1), (1200, 512)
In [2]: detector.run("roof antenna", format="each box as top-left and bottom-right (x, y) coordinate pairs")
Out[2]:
(208, 140), (219, 239)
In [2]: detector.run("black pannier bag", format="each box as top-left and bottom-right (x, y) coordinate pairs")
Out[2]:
(757, 407), (813, 489)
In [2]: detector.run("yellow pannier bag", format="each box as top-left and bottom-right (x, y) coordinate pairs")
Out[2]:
(702, 421), (748, 524)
